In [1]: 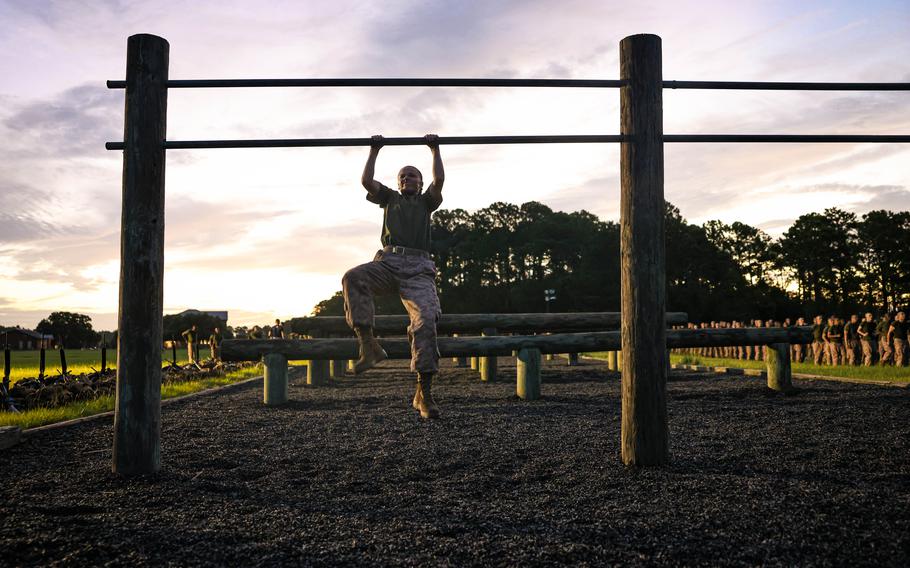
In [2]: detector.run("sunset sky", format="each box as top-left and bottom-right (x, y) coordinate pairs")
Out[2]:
(1, 0), (908, 331)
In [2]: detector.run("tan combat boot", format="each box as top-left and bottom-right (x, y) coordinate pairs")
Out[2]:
(413, 372), (441, 419)
(354, 326), (388, 374)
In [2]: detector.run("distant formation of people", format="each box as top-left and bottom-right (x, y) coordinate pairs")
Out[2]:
(674, 311), (907, 367)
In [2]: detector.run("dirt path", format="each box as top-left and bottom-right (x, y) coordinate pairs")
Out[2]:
(2, 360), (908, 566)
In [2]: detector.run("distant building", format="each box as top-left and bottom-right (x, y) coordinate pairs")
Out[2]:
(1, 327), (56, 350)
(174, 309), (228, 323)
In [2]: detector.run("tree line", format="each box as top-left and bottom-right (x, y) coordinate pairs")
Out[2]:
(312, 201), (910, 321)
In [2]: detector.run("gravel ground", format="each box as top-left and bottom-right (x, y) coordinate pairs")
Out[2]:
(1, 358), (908, 567)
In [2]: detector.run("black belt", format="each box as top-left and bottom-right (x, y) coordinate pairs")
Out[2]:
(382, 245), (430, 258)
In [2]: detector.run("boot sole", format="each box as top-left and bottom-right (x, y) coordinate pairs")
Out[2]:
(353, 349), (389, 375)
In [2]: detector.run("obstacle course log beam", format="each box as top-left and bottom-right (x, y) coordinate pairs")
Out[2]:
(113, 34), (169, 476)
(289, 312), (689, 335)
(221, 327), (813, 362)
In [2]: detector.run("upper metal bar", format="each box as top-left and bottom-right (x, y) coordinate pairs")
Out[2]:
(106, 78), (910, 91)
(106, 78), (625, 89)
(664, 80), (910, 91)
(664, 134), (910, 143)
(104, 134), (626, 150)
(104, 133), (910, 150)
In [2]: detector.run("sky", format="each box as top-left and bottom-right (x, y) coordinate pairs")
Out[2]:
(0, 0), (908, 331)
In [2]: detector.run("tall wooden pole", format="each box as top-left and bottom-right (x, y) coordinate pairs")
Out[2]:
(113, 34), (169, 475)
(620, 34), (668, 466)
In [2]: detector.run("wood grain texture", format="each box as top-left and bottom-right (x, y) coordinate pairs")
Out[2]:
(620, 34), (668, 466)
(222, 327), (812, 362)
(113, 34), (169, 475)
(290, 312), (689, 334)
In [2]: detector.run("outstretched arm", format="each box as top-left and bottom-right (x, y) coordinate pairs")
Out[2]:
(361, 135), (384, 195)
(425, 134), (444, 202)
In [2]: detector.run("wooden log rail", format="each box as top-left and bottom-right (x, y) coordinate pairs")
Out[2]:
(223, 326), (812, 362)
(287, 312), (689, 335)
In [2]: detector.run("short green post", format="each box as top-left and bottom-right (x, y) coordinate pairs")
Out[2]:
(766, 343), (793, 392)
(263, 353), (288, 405)
(480, 327), (498, 382)
(517, 348), (541, 400)
(308, 359), (330, 386)
(453, 334), (469, 367)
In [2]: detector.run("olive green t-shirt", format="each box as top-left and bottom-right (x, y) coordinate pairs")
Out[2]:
(812, 324), (824, 341)
(876, 319), (890, 336)
(892, 320), (908, 341)
(843, 322), (859, 340)
(367, 184), (443, 252)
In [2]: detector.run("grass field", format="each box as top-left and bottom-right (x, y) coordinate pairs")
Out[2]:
(0, 364), (263, 429)
(3, 348), (197, 383)
(586, 351), (910, 383)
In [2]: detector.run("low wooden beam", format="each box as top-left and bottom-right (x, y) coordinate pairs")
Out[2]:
(222, 326), (812, 362)
(287, 311), (689, 335)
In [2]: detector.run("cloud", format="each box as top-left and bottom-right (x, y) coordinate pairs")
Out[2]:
(2, 83), (121, 159)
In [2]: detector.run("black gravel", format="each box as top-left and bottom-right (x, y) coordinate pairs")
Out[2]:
(1, 359), (908, 566)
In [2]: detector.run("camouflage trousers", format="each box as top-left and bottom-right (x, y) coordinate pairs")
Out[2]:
(861, 339), (876, 367)
(879, 338), (893, 365)
(845, 339), (860, 366)
(342, 250), (441, 373)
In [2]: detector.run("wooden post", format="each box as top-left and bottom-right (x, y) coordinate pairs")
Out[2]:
(479, 327), (498, 382)
(308, 359), (330, 385)
(113, 34), (169, 476)
(2, 349), (9, 383)
(516, 348), (541, 400)
(60, 348), (68, 375)
(263, 353), (288, 405)
(330, 359), (346, 378)
(453, 334), (468, 367)
(620, 33), (668, 466)
(101, 347), (108, 373)
(607, 351), (618, 371)
(766, 343), (793, 392)
(39, 348), (46, 379)
(470, 356), (478, 370)
(171, 342), (177, 366)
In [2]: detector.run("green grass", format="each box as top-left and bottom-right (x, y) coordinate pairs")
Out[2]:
(585, 351), (910, 383)
(3, 348), (196, 384)
(0, 364), (263, 430)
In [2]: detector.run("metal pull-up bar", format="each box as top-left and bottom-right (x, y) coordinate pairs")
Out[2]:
(105, 78), (910, 91)
(103, 133), (910, 151)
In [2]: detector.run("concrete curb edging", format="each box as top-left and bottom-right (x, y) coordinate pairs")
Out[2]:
(19, 374), (265, 438)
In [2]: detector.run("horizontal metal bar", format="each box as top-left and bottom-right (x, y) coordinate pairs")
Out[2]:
(106, 78), (910, 91)
(664, 80), (910, 91)
(105, 133), (910, 150)
(106, 78), (625, 89)
(104, 135), (625, 150)
(664, 134), (910, 143)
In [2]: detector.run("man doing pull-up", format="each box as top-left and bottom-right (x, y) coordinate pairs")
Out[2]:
(342, 134), (445, 419)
